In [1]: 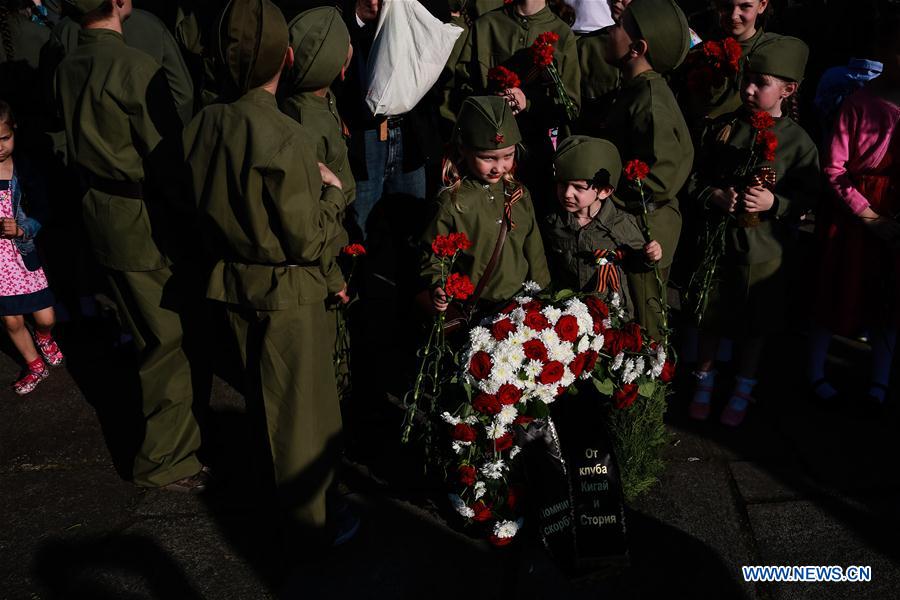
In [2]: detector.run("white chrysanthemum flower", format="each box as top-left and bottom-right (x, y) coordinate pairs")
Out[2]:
(536, 385), (558, 404)
(649, 357), (664, 378)
(523, 280), (542, 293)
(449, 494), (475, 518)
(490, 362), (516, 387)
(622, 359), (640, 384)
(634, 357), (645, 378)
(493, 519), (521, 539)
(516, 296), (532, 305)
(510, 307), (527, 324)
(602, 317), (613, 330)
(524, 359), (543, 379)
(548, 343), (575, 365)
(474, 481), (486, 500)
(611, 352), (625, 371)
(441, 411), (461, 425)
(508, 327), (531, 345)
(576, 335), (590, 353)
(509, 446), (521, 459)
(451, 441), (468, 454)
(481, 459), (507, 480)
(610, 293), (621, 308)
(468, 326), (494, 352)
(560, 370), (576, 388)
(464, 415), (479, 425)
(497, 404), (518, 427)
(538, 328), (561, 349)
(541, 306), (562, 323)
(591, 334), (605, 352)
(485, 422), (507, 439)
(479, 377), (502, 395)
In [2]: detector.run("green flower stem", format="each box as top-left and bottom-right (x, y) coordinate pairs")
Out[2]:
(636, 180), (671, 351)
(548, 63), (578, 122)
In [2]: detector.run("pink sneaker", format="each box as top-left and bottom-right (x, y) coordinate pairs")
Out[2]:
(720, 392), (753, 427)
(33, 333), (64, 367)
(14, 364), (49, 395)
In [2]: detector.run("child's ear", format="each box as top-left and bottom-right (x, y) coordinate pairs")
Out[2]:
(782, 81), (799, 98)
(631, 39), (649, 59)
(596, 186), (615, 200)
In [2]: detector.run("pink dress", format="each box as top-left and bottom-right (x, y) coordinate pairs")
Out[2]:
(0, 181), (52, 316)
(814, 87), (900, 335)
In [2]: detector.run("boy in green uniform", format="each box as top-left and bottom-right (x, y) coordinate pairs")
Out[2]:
(544, 135), (662, 316)
(601, 0), (694, 340)
(55, 0), (205, 491)
(182, 0), (352, 540)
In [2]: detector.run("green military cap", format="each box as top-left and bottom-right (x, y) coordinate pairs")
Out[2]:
(553, 135), (622, 188)
(626, 0), (691, 73)
(61, 0), (108, 15)
(453, 96), (522, 150)
(216, 0), (289, 95)
(287, 7), (350, 91)
(746, 35), (809, 82)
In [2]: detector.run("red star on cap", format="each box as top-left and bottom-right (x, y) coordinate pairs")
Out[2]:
(494, 133), (505, 144)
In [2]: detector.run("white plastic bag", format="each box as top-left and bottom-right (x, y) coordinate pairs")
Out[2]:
(365, 0), (463, 117)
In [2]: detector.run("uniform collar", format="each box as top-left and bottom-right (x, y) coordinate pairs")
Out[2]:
(77, 27), (125, 45)
(562, 196), (617, 231)
(241, 87), (279, 108)
(621, 70), (659, 91)
(505, 4), (555, 28)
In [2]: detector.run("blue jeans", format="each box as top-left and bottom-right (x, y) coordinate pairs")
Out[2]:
(354, 127), (426, 236)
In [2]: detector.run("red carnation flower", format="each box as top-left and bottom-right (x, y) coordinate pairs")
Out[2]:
(604, 330), (626, 357)
(523, 339), (549, 362)
(452, 423), (477, 443)
(538, 361), (565, 385)
(723, 37), (742, 72)
(624, 159), (650, 182)
(494, 432), (514, 452)
(530, 31), (559, 68)
(554, 315), (580, 343)
(473, 393), (502, 416)
(613, 383), (639, 409)
(497, 384), (522, 406)
(660, 360), (676, 383)
(445, 272), (475, 301)
(457, 464), (476, 486)
(487, 65), (521, 91)
(469, 351), (493, 380)
(342, 243), (366, 257)
(524, 311), (551, 331)
(755, 129), (778, 162)
(491, 318), (516, 341)
(448, 232), (472, 252)
(750, 110), (775, 131)
(431, 232), (472, 257)
(471, 501), (493, 522)
(622, 322), (643, 353)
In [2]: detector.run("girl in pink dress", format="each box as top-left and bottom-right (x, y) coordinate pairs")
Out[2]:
(0, 101), (63, 395)
(809, 14), (900, 410)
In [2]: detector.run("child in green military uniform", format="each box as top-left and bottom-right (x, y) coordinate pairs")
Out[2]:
(544, 135), (662, 316)
(574, 23), (619, 136)
(423, 95), (550, 312)
(687, 35), (819, 426)
(183, 0), (354, 544)
(601, 0), (694, 341)
(450, 0), (580, 212)
(55, 0), (205, 492)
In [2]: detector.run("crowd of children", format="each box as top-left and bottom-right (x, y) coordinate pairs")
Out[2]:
(1, 0), (899, 548)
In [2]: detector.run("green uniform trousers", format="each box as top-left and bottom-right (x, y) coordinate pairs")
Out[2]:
(225, 302), (342, 527)
(106, 267), (202, 487)
(625, 203), (681, 341)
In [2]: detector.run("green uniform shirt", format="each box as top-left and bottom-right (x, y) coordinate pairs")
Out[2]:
(543, 198), (648, 314)
(183, 88), (349, 309)
(56, 27), (179, 271)
(575, 27), (619, 135)
(0, 14), (52, 146)
(451, 5), (580, 126)
(281, 90), (355, 293)
(603, 71), (694, 210)
(53, 9), (195, 125)
(422, 178), (550, 302)
(688, 109), (820, 265)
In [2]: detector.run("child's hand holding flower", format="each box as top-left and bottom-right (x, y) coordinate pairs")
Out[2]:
(710, 187), (738, 213)
(503, 87), (527, 115)
(644, 240), (662, 263)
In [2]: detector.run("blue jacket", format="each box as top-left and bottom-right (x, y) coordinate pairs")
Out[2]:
(8, 155), (48, 256)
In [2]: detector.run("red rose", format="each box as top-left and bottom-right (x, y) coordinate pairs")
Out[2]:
(499, 301), (518, 314)
(538, 361), (565, 385)
(471, 501), (493, 522)
(523, 339), (549, 362)
(494, 432), (514, 452)
(613, 383), (639, 409)
(660, 360), (676, 383)
(622, 323), (643, 353)
(583, 350), (599, 373)
(755, 129), (778, 162)
(457, 464), (476, 486)
(445, 272), (475, 301)
(469, 351), (493, 380)
(556, 386), (568, 397)
(487, 65), (521, 91)
(490, 534), (514, 547)
(491, 318), (516, 341)
(513, 415), (534, 426)
(569, 350), (598, 378)
(497, 384), (522, 405)
(623, 159), (650, 182)
(604, 329), (625, 356)
(341, 243), (366, 257)
(452, 423), (477, 443)
(522, 300), (542, 311)
(750, 110), (775, 131)
(524, 311), (550, 331)
(554, 315), (580, 343)
(583, 296), (609, 333)
(473, 393), (502, 416)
